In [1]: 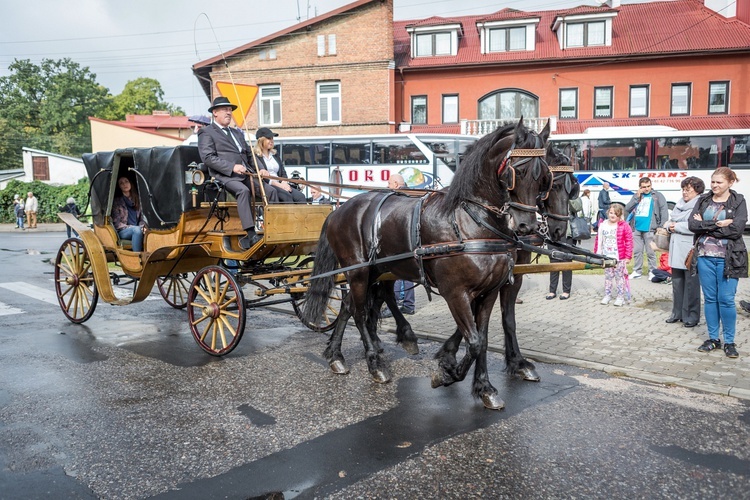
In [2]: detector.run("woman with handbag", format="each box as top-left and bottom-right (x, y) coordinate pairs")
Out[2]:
(664, 176), (704, 327)
(688, 167), (748, 358)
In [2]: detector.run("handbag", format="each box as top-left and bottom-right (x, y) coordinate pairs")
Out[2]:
(684, 244), (698, 271)
(570, 216), (591, 240)
(653, 227), (670, 251)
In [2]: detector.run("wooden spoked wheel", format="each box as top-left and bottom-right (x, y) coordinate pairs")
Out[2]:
(157, 273), (194, 309)
(187, 266), (246, 356)
(54, 238), (98, 324)
(292, 258), (347, 333)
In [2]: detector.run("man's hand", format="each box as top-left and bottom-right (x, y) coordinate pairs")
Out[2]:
(232, 164), (247, 175)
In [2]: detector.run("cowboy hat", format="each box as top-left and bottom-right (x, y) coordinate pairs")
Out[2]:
(208, 96), (238, 112)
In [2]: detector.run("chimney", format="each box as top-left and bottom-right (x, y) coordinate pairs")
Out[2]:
(704, 0), (737, 18)
(607, 0), (621, 8)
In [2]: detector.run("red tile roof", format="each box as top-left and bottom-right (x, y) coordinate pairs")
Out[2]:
(395, 0), (750, 70)
(123, 114), (192, 130)
(554, 114), (750, 134)
(88, 117), (189, 140)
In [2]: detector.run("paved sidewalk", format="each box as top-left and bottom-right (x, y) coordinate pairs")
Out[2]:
(0, 223), (67, 232)
(386, 272), (750, 400)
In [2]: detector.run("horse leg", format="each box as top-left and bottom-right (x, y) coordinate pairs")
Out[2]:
(499, 275), (540, 382)
(380, 283), (419, 355)
(430, 295), (481, 389)
(350, 272), (391, 383)
(472, 292), (504, 410)
(431, 330), (464, 388)
(323, 293), (353, 375)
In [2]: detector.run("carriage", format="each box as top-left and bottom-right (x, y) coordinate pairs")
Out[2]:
(55, 145), (345, 356)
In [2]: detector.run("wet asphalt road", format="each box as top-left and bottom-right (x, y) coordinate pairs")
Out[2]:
(1, 231), (749, 499)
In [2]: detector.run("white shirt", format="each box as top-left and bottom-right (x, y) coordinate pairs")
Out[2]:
(263, 154), (280, 176)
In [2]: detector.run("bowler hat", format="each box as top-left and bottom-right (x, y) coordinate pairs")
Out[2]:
(208, 96), (238, 112)
(256, 127), (278, 140)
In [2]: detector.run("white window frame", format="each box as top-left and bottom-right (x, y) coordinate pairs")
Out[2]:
(478, 18), (539, 53)
(258, 85), (282, 127)
(317, 81), (341, 125)
(552, 12), (616, 49)
(407, 24), (461, 58)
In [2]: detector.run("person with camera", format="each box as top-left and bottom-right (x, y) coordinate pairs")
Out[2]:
(253, 127), (306, 203)
(624, 177), (669, 279)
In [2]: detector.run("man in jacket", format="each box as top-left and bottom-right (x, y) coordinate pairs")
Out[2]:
(595, 182), (611, 231)
(25, 191), (38, 229)
(198, 96), (278, 249)
(625, 177), (669, 279)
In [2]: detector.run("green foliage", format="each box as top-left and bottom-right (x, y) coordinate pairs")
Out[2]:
(98, 77), (185, 120)
(0, 58), (110, 170)
(1, 178), (90, 224)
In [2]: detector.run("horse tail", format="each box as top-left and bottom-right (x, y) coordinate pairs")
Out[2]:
(302, 218), (338, 325)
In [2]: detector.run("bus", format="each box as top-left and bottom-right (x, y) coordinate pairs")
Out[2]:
(549, 126), (750, 211)
(272, 133), (478, 198)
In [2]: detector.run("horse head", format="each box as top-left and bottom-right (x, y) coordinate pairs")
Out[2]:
(542, 142), (579, 241)
(492, 118), (552, 236)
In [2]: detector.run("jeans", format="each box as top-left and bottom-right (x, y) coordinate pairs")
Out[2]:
(66, 225), (79, 239)
(394, 280), (415, 310)
(16, 216), (24, 229)
(118, 225), (144, 252)
(697, 256), (738, 344)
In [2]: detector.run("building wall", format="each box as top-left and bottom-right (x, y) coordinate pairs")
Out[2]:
(208, 0), (395, 136)
(91, 120), (185, 152)
(397, 53), (750, 126)
(22, 150), (87, 186)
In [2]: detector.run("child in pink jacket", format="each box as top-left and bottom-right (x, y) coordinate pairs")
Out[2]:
(594, 204), (634, 306)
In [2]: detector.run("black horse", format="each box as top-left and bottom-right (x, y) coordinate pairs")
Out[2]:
(430, 141), (574, 387)
(303, 120), (549, 410)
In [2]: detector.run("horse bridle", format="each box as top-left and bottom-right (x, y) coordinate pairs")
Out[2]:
(497, 143), (553, 215)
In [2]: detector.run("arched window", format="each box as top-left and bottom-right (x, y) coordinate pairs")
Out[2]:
(478, 89), (539, 120)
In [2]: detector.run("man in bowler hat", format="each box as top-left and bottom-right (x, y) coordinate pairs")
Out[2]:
(198, 96), (278, 249)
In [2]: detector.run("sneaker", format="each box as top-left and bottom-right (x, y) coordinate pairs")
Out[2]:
(724, 343), (739, 358)
(697, 339), (721, 352)
(601, 296), (611, 305)
(740, 300), (750, 314)
(613, 296), (624, 307)
(399, 306), (415, 315)
(630, 272), (642, 279)
(381, 307), (394, 318)
(648, 271), (655, 281)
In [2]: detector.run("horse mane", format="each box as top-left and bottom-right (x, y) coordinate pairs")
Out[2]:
(441, 122), (540, 214)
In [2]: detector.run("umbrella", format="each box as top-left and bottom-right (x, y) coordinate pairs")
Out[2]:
(188, 115), (211, 126)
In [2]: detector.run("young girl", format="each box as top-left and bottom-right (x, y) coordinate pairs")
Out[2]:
(594, 205), (634, 306)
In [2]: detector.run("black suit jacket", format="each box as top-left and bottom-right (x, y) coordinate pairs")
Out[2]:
(198, 123), (266, 184)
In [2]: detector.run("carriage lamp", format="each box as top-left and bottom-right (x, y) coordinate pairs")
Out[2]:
(289, 170), (302, 191)
(187, 162), (206, 186)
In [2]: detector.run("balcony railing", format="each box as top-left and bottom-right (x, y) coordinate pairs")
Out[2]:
(460, 117), (557, 136)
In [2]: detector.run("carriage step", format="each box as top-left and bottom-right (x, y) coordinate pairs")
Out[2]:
(206, 230), (246, 236)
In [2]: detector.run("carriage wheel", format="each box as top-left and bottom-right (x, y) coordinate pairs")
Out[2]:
(291, 258), (347, 332)
(157, 273), (194, 309)
(187, 266), (246, 356)
(54, 238), (99, 324)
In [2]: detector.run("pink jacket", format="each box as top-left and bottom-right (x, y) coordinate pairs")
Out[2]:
(594, 220), (633, 261)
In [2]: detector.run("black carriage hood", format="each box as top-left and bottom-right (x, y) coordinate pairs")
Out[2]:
(82, 146), (201, 228)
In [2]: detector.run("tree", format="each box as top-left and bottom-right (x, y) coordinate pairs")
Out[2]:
(99, 77), (185, 120)
(0, 58), (110, 169)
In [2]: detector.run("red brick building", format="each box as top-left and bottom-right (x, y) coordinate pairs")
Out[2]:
(193, 0), (750, 136)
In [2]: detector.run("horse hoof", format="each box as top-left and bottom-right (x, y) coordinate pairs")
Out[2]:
(519, 367), (541, 382)
(330, 360), (349, 375)
(482, 393), (505, 410)
(401, 341), (419, 356)
(372, 370), (391, 384)
(430, 371), (443, 388)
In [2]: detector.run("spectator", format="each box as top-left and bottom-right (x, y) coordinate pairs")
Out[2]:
(307, 185), (330, 204)
(595, 182), (611, 231)
(664, 176), (704, 327)
(625, 177), (669, 279)
(580, 189), (595, 231)
(112, 176), (146, 252)
(689, 167), (748, 358)
(25, 191), (38, 229)
(384, 173), (416, 316)
(13, 194), (25, 230)
(61, 196), (81, 239)
(594, 204), (633, 307)
(547, 196), (583, 300)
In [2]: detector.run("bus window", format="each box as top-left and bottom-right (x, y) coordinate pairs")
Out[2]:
(588, 138), (648, 171)
(331, 142), (371, 164)
(281, 143), (331, 166)
(657, 136), (719, 170)
(728, 136), (749, 167)
(420, 138), (474, 172)
(372, 139), (427, 165)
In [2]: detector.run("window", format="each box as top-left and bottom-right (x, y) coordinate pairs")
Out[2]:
(488, 26), (526, 52)
(317, 82), (341, 124)
(416, 32), (452, 57)
(317, 34), (337, 56)
(566, 21), (605, 47)
(671, 84), (691, 116)
(629, 85), (649, 117)
(594, 86), (613, 118)
(442, 94), (458, 123)
(259, 85), (281, 126)
(411, 95), (427, 124)
(32, 156), (49, 181)
(259, 48), (276, 60)
(708, 81), (729, 114)
(559, 88), (578, 119)
(478, 89), (538, 120)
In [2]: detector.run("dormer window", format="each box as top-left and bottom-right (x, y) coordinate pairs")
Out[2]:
(552, 12), (617, 49)
(477, 18), (540, 53)
(407, 23), (461, 58)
